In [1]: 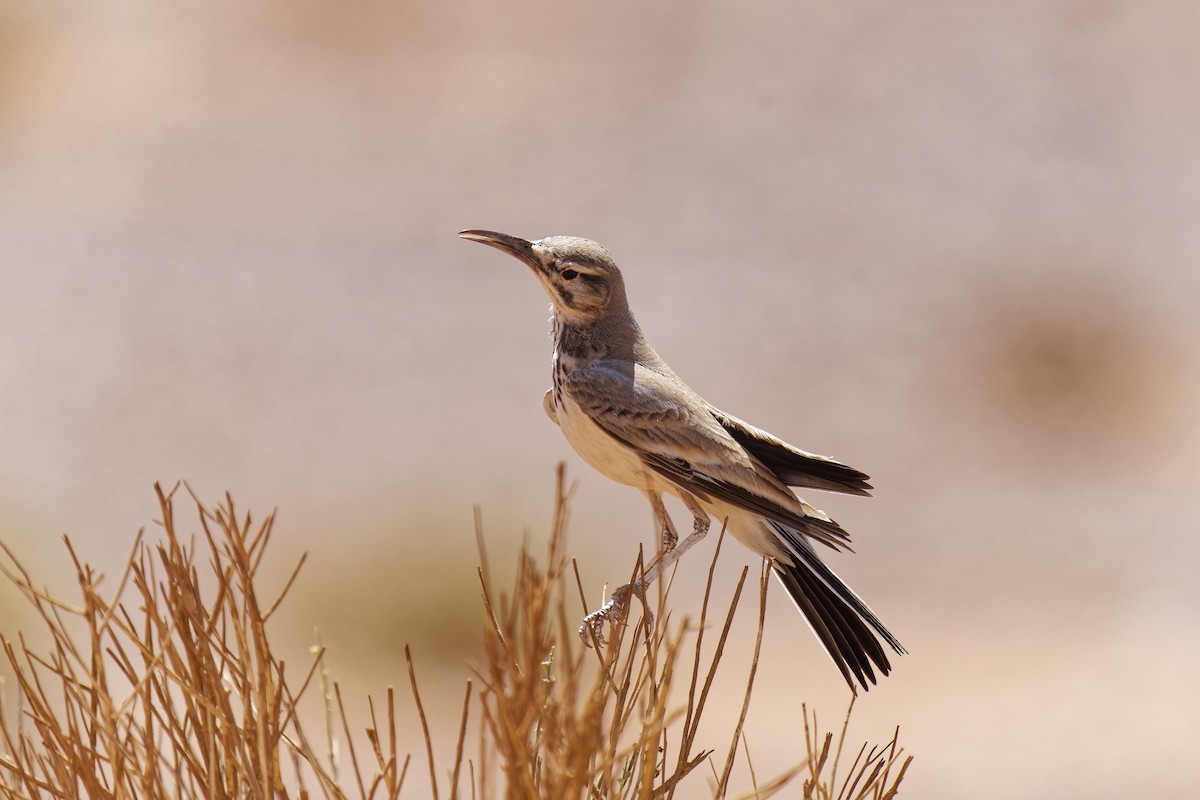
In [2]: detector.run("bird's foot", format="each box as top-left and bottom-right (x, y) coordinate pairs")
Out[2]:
(578, 583), (653, 648)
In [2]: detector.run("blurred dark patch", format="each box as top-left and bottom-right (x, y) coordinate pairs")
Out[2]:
(270, 507), (533, 666)
(0, 5), (39, 127)
(967, 275), (1186, 474)
(287, 550), (486, 663)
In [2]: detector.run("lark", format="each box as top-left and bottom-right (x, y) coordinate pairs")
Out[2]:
(460, 230), (904, 691)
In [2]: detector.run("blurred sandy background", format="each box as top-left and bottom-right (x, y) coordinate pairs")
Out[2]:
(1, 1), (1198, 797)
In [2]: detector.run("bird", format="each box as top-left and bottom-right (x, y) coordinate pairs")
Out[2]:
(459, 229), (904, 691)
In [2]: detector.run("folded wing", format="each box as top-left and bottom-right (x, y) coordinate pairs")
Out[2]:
(563, 362), (852, 551)
(707, 407), (872, 496)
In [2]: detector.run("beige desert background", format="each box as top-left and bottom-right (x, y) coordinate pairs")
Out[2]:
(1, 2), (1198, 798)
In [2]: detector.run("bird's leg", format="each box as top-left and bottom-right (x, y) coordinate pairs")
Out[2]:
(647, 490), (679, 557)
(636, 492), (711, 588)
(579, 492), (711, 648)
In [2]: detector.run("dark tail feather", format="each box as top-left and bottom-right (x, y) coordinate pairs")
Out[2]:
(771, 523), (905, 691)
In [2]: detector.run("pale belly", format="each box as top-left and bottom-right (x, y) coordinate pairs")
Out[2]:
(556, 395), (668, 492)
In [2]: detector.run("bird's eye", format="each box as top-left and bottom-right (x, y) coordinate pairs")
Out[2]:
(561, 268), (579, 281)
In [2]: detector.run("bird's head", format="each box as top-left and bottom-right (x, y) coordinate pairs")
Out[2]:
(459, 230), (628, 325)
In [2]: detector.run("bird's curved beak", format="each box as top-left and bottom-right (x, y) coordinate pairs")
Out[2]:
(459, 229), (541, 272)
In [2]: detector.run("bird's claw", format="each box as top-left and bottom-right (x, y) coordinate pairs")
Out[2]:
(578, 606), (612, 648)
(578, 584), (653, 648)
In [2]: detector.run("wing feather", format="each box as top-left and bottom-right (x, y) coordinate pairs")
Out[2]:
(562, 362), (851, 550)
(708, 407), (873, 496)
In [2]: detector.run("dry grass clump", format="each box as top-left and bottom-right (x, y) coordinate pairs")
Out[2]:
(0, 467), (910, 799)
